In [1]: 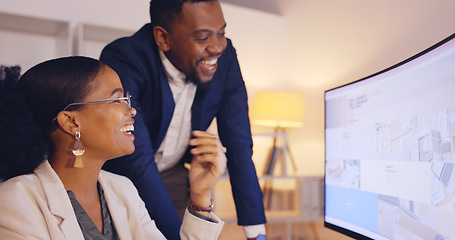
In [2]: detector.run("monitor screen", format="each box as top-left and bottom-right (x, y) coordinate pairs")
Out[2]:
(324, 33), (455, 240)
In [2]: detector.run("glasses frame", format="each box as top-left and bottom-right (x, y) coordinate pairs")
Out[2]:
(53, 91), (132, 122)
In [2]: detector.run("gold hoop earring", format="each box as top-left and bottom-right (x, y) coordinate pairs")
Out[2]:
(73, 131), (84, 168)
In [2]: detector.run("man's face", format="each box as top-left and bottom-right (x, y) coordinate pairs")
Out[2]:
(164, 1), (227, 85)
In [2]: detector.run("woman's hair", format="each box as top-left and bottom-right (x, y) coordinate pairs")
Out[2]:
(0, 56), (103, 180)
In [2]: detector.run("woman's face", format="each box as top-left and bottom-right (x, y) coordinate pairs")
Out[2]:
(76, 66), (136, 161)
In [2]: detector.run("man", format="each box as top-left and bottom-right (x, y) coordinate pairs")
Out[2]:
(100, 0), (266, 239)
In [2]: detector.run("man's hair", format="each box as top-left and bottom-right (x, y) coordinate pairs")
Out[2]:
(149, 0), (216, 30)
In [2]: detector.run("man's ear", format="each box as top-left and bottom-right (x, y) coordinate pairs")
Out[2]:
(153, 26), (170, 52)
(55, 111), (80, 136)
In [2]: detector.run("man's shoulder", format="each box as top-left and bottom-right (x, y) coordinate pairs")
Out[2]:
(219, 37), (237, 62)
(104, 24), (154, 50)
(100, 23), (160, 76)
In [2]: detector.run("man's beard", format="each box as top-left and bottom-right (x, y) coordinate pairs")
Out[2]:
(187, 75), (212, 91)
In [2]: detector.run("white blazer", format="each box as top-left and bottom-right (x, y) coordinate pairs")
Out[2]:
(0, 161), (223, 240)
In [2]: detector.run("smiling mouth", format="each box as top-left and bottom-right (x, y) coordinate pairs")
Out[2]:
(120, 124), (134, 134)
(201, 58), (218, 70)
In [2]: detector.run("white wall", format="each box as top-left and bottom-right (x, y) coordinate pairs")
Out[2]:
(278, 0), (455, 175)
(221, 4), (286, 92)
(0, 0), (149, 29)
(0, 0), (150, 70)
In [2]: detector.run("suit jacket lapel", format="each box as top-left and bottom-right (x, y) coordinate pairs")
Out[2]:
(192, 86), (208, 131)
(157, 61), (175, 147)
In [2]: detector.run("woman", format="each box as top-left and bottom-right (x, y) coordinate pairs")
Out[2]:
(0, 56), (225, 239)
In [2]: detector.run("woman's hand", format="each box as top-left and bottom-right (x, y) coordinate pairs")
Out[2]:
(188, 130), (227, 211)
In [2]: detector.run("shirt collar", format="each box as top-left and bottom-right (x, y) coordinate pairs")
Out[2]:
(159, 50), (186, 83)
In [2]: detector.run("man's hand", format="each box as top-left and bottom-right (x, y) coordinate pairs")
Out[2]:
(188, 130), (227, 211)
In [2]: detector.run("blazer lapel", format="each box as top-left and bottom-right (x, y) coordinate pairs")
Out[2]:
(34, 161), (84, 240)
(98, 173), (132, 240)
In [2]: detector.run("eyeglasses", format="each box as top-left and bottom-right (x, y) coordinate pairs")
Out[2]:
(53, 91), (132, 121)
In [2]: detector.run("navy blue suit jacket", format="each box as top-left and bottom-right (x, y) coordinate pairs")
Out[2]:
(100, 24), (266, 240)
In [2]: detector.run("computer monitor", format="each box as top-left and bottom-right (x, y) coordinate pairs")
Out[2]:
(324, 33), (455, 240)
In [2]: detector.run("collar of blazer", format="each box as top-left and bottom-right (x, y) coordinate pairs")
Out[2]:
(34, 161), (85, 239)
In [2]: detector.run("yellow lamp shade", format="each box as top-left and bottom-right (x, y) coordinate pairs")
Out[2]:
(251, 91), (304, 128)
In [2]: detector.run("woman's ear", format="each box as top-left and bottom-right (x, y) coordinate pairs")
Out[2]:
(153, 26), (170, 52)
(55, 111), (80, 135)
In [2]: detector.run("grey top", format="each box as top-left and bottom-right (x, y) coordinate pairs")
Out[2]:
(67, 183), (119, 240)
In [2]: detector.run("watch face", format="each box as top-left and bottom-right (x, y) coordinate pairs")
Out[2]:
(257, 235), (266, 240)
